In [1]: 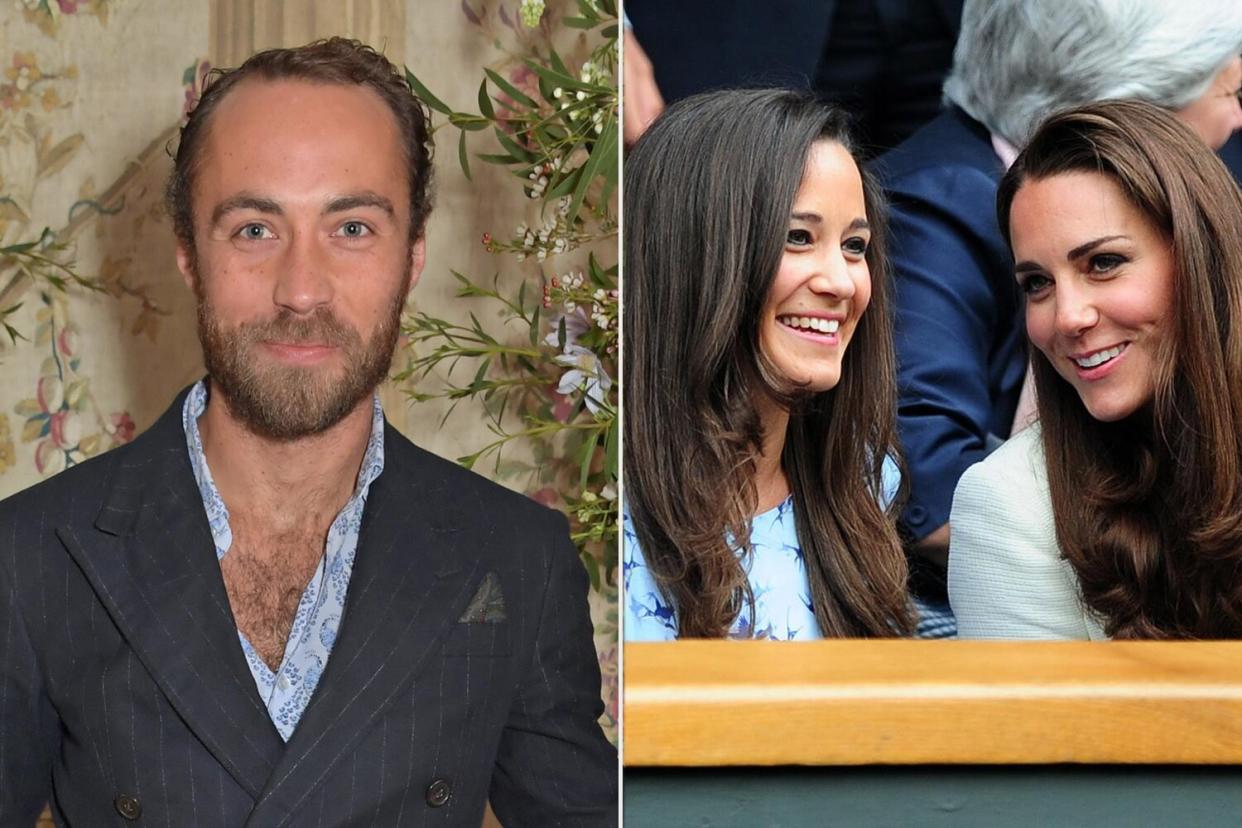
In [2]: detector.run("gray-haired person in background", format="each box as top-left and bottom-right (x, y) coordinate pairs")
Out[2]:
(873, 0), (1242, 635)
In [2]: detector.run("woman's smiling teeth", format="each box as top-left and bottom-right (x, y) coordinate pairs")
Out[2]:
(778, 315), (840, 334)
(1073, 343), (1127, 369)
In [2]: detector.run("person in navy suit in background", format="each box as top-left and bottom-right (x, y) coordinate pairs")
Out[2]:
(874, 0), (1242, 622)
(0, 37), (616, 826)
(623, 0), (963, 159)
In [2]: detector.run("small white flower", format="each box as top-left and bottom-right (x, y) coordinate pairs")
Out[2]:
(553, 87), (563, 98)
(576, 90), (587, 101)
(554, 344), (612, 415)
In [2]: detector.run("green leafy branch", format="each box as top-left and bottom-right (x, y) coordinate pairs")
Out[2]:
(399, 4), (618, 580)
(406, 1), (618, 238)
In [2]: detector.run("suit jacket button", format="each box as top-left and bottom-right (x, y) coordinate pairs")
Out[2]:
(426, 778), (451, 807)
(114, 794), (142, 820)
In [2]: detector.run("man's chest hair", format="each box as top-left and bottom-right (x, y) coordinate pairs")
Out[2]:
(220, 522), (328, 670)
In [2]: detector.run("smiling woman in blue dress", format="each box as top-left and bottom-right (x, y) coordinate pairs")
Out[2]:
(622, 89), (913, 640)
(949, 100), (1242, 638)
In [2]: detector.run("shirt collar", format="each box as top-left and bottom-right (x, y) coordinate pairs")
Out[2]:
(991, 132), (1020, 170)
(182, 379), (386, 558)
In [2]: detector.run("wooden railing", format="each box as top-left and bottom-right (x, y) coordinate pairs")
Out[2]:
(624, 641), (1242, 766)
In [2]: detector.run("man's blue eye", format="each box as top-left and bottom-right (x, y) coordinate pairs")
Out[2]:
(242, 224), (268, 239)
(341, 222), (370, 237)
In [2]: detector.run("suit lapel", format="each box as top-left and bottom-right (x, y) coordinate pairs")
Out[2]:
(59, 393), (284, 801)
(249, 426), (483, 825)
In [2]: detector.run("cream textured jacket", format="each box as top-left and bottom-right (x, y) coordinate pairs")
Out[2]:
(948, 424), (1107, 640)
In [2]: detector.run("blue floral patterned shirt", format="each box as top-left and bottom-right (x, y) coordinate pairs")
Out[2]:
(624, 497), (823, 640)
(623, 457), (918, 641)
(182, 380), (385, 740)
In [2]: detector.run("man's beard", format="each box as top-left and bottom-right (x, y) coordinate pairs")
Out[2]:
(193, 270), (408, 441)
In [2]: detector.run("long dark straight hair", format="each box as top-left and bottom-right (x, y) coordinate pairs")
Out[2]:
(623, 88), (913, 638)
(996, 100), (1242, 637)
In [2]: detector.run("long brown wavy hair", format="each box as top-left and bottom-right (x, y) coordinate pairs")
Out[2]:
(623, 89), (914, 638)
(996, 100), (1242, 638)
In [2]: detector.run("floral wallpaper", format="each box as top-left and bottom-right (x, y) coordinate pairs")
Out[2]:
(2, 1), (197, 493)
(16, 0), (112, 38)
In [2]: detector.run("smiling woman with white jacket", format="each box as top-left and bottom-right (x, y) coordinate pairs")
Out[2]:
(950, 100), (1242, 640)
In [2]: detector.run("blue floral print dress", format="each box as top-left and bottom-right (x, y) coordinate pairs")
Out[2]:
(623, 497), (821, 640)
(622, 458), (956, 640)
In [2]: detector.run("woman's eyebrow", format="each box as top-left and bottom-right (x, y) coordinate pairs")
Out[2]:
(1067, 234), (1128, 261)
(788, 215), (870, 232)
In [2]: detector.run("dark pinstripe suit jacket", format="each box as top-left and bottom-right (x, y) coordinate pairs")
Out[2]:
(0, 389), (618, 826)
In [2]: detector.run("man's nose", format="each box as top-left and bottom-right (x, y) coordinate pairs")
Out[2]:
(273, 232), (334, 314)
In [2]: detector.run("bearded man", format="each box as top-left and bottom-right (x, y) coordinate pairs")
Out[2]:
(0, 38), (617, 826)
